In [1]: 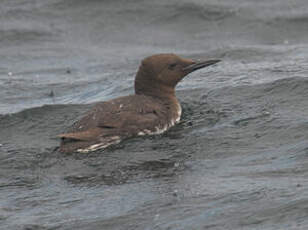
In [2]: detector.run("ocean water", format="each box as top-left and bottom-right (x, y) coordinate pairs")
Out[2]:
(1, 0), (308, 229)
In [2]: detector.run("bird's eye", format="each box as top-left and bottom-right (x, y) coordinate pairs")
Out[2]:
(168, 63), (177, 70)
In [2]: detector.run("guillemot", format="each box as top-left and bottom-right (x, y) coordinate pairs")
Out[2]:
(58, 54), (220, 153)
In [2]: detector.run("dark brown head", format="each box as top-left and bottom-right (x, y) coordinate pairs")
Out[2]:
(134, 53), (220, 98)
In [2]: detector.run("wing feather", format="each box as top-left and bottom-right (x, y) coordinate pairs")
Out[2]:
(61, 95), (168, 138)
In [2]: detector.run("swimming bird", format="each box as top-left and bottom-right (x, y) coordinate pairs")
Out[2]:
(58, 54), (220, 153)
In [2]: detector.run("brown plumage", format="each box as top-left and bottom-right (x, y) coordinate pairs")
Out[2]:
(58, 54), (220, 153)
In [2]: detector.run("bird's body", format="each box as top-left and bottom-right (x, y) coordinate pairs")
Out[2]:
(58, 54), (220, 153)
(58, 94), (181, 153)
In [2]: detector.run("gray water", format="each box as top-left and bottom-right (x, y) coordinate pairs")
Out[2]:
(1, 0), (308, 229)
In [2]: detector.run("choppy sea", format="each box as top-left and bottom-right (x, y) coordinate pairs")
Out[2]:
(1, 0), (308, 229)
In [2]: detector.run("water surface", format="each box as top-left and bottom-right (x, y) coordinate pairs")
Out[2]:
(1, 0), (308, 229)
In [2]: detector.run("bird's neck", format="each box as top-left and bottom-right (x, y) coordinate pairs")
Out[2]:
(135, 82), (181, 120)
(135, 82), (175, 99)
(135, 70), (176, 101)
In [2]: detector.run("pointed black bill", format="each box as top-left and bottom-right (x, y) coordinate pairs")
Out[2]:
(183, 59), (220, 73)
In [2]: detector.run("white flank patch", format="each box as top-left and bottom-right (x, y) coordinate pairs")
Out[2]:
(137, 129), (153, 136)
(137, 103), (182, 137)
(77, 136), (121, 153)
(137, 125), (168, 137)
(175, 102), (182, 123)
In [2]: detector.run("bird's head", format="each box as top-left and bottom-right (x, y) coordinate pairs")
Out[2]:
(135, 53), (220, 97)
